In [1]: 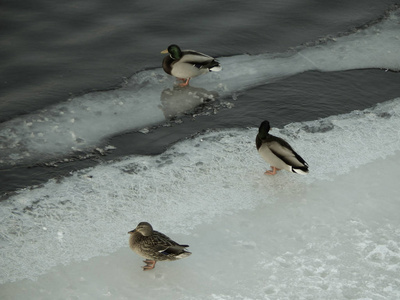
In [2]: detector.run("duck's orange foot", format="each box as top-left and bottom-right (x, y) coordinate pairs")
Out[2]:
(264, 166), (280, 175)
(142, 259), (156, 271)
(177, 78), (190, 87)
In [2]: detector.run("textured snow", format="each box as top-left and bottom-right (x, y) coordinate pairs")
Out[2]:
(2, 7), (400, 300)
(1, 99), (400, 299)
(1, 150), (399, 299)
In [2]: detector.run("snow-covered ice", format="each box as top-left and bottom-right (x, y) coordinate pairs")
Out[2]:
(1, 98), (400, 299)
(1, 7), (400, 300)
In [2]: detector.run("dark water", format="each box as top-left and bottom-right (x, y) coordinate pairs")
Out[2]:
(1, 0), (399, 197)
(1, 0), (396, 121)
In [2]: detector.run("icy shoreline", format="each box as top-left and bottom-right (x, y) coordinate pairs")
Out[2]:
(1, 151), (399, 299)
(1, 98), (400, 289)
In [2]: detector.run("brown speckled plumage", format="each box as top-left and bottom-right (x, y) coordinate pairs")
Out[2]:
(128, 222), (191, 270)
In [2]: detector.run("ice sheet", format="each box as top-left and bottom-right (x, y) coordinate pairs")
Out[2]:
(1, 98), (400, 288)
(1, 150), (399, 299)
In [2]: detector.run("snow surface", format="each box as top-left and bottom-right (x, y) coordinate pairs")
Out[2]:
(1, 98), (400, 299)
(1, 9), (400, 167)
(2, 7), (400, 300)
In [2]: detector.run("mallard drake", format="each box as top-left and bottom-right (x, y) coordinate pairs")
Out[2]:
(161, 44), (221, 87)
(256, 120), (309, 175)
(128, 222), (191, 270)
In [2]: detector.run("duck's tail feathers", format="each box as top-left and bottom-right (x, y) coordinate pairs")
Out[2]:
(207, 60), (221, 72)
(291, 166), (309, 175)
(209, 65), (222, 72)
(176, 251), (192, 259)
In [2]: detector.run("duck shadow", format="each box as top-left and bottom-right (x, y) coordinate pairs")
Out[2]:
(159, 85), (219, 119)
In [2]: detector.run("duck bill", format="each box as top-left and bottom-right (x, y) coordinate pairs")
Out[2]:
(128, 229), (136, 234)
(161, 49), (168, 54)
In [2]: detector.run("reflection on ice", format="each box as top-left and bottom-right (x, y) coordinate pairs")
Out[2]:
(159, 85), (218, 119)
(1, 8), (400, 167)
(0, 72), (219, 167)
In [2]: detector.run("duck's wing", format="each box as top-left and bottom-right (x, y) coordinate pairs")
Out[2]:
(180, 50), (220, 70)
(181, 50), (214, 61)
(148, 231), (189, 255)
(267, 136), (308, 167)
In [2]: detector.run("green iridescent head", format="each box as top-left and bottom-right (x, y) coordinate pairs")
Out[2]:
(161, 44), (182, 60)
